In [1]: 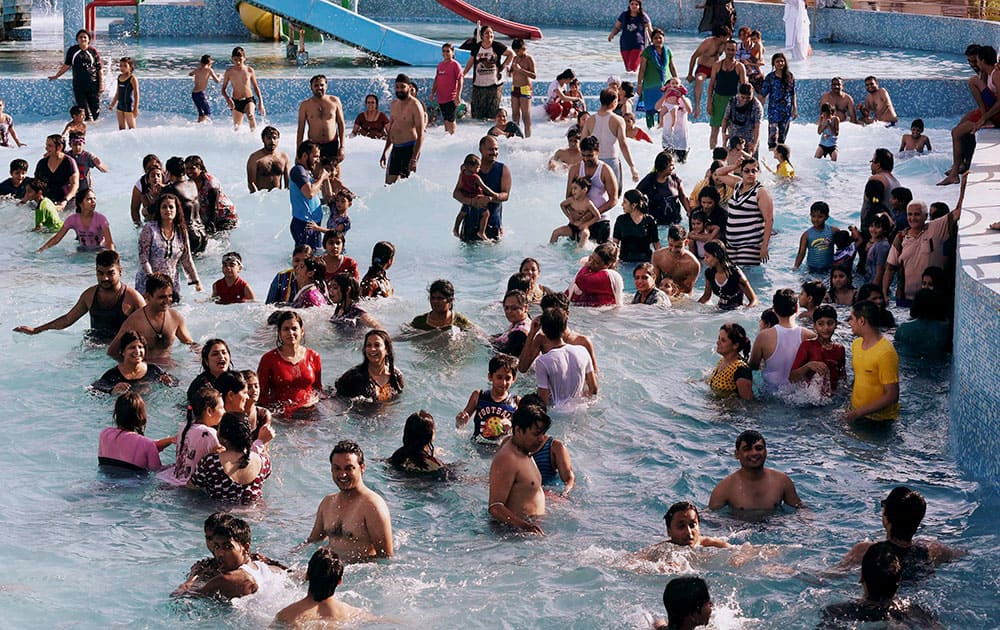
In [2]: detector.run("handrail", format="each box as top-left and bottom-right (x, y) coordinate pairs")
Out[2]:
(749, 0), (999, 21)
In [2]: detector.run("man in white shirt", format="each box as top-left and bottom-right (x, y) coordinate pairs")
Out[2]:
(534, 307), (598, 406)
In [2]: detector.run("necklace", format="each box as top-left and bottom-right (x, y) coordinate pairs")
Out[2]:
(143, 307), (165, 344)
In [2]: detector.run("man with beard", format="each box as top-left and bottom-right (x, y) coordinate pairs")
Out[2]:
(289, 140), (329, 250)
(246, 126), (290, 193)
(380, 73), (425, 185)
(819, 77), (857, 123)
(14, 250), (144, 342)
(708, 430), (802, 516)
(858, 76), (898, 125)
(488, 402), (551, 535)
(305, 440), (394, 562)
(566, 136), (618, 243)
(162, 156), (207, 255)
(296, 75), (346, 166)
(453, 135), (511, 240)
(107, 272), (198, 364)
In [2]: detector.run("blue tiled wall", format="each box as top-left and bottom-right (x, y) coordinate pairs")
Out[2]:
(951, 265), (1000, 485)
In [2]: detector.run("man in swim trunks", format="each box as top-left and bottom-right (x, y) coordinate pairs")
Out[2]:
(651, 225), (700, 294)
(706, 39), (746, 149)
(380, 73), (425, 185)
(221, 47), (265, 131)
(708, 430), (803, 518)
(858, 76), (898, 125)
(296, 75), (346, 167)
(686, 24), (731, 119)
(14, 250), (144, 342)
(488, 402), (550, 535)
(246, 126), (290, 193)
(305, 441), (394, 562)
(107, 272), (197, 365)
(819, 77), (856, 123)
(274, 548), (376, 625)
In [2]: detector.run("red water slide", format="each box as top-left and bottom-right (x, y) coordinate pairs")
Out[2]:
(435, 0), (542, 40)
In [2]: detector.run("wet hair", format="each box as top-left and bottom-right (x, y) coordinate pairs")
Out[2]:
(599, 88), (618, 107)
(152, 193), (187, 233)
(293, 244), (314, 257)
(119, 56), (134, 71)
(142, 154), (162, 172)
(813, 304), (838, 324)
(330, 439), (365, 466)
(566, 126), (581, 140)
(802, 280), (826, 306)
(96, 250), (121, 268)
(864, 75), (877, 83)
(633, 262), (656, 278)
(623, 188), (648, 213)
(821, 102), (833, 115)
(506, 272), (532, 293)
(965, 44), (982, 57)
(772, 288), (798, 317)
(218, 412), (253, 468)
(488, 353), (518, 376)
(862, 542), (902, 601)
(540, 291), (569, 312)
(331, 273), (361, 311)
(540, 307), (568, 340)
(759, 308), (778, 328)
(663, 576), (710, 628)
(870, 212), (893, 234)
(689, 210), (708, 226)
(359, 329), (401, 390)
(145, 272), (173, 296)
(664, 501), (700, 530)
(463, 153), (481, 168)
(260, 125), (279, 140)
(183, 155), (206, 173)
(231, 46), (246, 58)
(620, 81), (635, 98)
(711, 147), (728, 161)
(856, 283), (885, 304)
(698, 185), (721, 209)
(719, 323), (751, 360)
(728, 135), (746, 150)
(389, 410), (436, 470)
(204, 511), (232, 534)
(921, 266), (945, 291)
(268, 310), (305, 348)
(428, 279), (455, 303)
(910, 288), (948, 321)
(872, 148), (894, 172)
(774, 144), (791, 165)
(113, 391), (147, 434)
(736, 429), (765, 450)
(579, 135), (600, 153)
(26, 178), (47, 195)
(300, 256), (328, 294)
(976, 45), (998, 65)
(179, 387), (223, 459)
(511, 399), (552, 433)
(296, 140), (317, 159)
(737, 83), (754, 97)
(200, 54), (212, 65)
(502, 289), (528, 308)
(571, 175), (593, 191)
(929, 202), (950, 220)
(520, 257), (540, 274)
(9, 158), (28, 173)
(74, 187), (95, 210)
(164, 156), (185, 178)
(214, 371), (247, 401)
(594, 242), (620, 268)
(832, 230), (853, 251)
(807, 202), (831, 219)
(366, 240), (395, 272)
(881, 486), (926, 542)
(511, 37), (525, 51)
(910, 118), (924, 132)
(851, 300), (887, 330)
(703, 240), (737, 276)
(653, 151), (675, 173)
(364, 93), (380, 107)
(667, 225), (687, 242)
(889, 187), (912, 210)
(117, 330), (146, 360)
(711, 24), (732, 38)
(214, 515), (252, 547)
(830, 264), (854, 290)
(307, 548), (344, 601)
(69, 106), (84, 119)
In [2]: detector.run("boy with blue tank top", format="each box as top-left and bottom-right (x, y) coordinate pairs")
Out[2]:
(456, 354), (520, 445)
(793, 201), (838, 273)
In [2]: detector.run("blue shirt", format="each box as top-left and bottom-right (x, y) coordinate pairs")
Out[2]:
(805, 224), (834, 271)
(289, 164), (322, 224)
(760, 72), (795, 123)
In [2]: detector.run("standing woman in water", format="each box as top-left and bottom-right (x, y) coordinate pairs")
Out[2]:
(49, 29), (103, 121)
(136, 193), (201, 301)
(33, 134), (79, 209)
(335, 329), (404, 401)
(714, 158), (774, 267)
(708, 322), (753, 400)
(37, 188), (114, 253)
(257, 310), (323, 416)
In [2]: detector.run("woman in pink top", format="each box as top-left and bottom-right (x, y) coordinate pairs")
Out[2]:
(98, 391), (174, 471)
(568, 242), (624, 306)
(37, 188), (114, 253)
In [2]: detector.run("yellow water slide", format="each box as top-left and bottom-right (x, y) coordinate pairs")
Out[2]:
(237, 2), (322, 41)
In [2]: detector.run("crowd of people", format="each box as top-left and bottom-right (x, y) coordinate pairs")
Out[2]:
(1, 10), (986, 627)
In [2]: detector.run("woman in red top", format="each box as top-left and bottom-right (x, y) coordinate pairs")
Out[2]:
(568, 242), (624, 307)
(257, 310), (323, 416)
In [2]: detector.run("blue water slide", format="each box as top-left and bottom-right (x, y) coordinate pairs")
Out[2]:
(242, 0), (469, 66)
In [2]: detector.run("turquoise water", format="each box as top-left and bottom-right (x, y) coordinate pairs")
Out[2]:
(0, 105), (997, 627)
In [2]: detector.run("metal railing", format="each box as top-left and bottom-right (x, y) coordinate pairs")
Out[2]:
(751, 0), (1000, 21)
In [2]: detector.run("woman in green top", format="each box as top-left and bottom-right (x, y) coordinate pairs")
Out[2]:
(636, 29), (678, 128)
(410, 279), (473, 331)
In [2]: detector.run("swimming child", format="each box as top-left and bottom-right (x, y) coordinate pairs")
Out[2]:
(491, 289), (532, 356)
(826, 264), (857, 305)
(67, 133), (108, 195)
(159, 387), (224, 486)
(766, 143), (794, 179)
(550, 176), (601, 246)
(508, 38), (537, 138)
(0, 158), (29, 199)
(212, 251), (255, 304)
(453, 153), (499, 242)
(108, 56), (139, 130)
(686, 210), (717, 260)
(456, 354), (520, 445)
(221, 47), (266, 131)
(899, 118), (932, 154)
(61, 105), (87, 139)
(790, 304), (846, 397)
(24, 178), (63, 232)
(389, 411), (448, 474)
(0, 98), (26, 147)
(816, 102), (839, 161)
(317, 231), (359, 281)
(189, 54), (222, 123)
(635, 501), (731, 563)
(623, 112), (653, 143)
(655, 77), (689, 130)
(359, 240), (395, 298)
(793, 201), (837, 272)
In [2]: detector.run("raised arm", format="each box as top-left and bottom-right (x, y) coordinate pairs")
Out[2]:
(14, 289), (90, 334)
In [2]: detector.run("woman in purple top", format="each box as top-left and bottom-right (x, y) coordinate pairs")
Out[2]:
(37, 188), (114, 253)
(608, 0), (653, 72)
(98, 391), (173, 471)
(136, 193), (201, 300)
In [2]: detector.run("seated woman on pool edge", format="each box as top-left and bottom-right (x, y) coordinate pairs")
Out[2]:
(257, 310), (323, 416)
(92, 330), (174, 394)
(98, 391), (174, 472)
(410, 279), (474, 331)
(389, 410), (447, 474)
(188, 411), (275, 505)
(334, 329), (404, 402)
(708, 322), (753, 400)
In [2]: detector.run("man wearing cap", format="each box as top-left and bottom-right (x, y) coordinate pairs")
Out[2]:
(837, 486), (963, 580)
(380, 73), (425, 185)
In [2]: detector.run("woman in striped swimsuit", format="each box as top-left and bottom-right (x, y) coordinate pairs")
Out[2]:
(716, 157), (774, 267)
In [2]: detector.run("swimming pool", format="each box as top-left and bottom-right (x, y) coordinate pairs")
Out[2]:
(1, 89), (996, 626)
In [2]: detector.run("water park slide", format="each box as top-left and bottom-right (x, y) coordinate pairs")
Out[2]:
(240, 0), (469, 66)
(238, 3), (322, 42)
(435, 0), (541, 40)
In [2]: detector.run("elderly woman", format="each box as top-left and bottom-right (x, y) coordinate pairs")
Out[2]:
(257, 310), (323, 415)
(34, 134), (79, 208)
(93, 331), (174, 394)
(410, 279), (474, 331)
(714, 158), (774, 266)
(351, 94), (389, 139)
(136, 193), (202, 301)
(335, 329), (404, 401)
(37, 188), (114, 253)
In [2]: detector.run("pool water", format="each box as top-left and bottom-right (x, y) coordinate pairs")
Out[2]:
(0, 101), (997, 627)
(0, 15), (969, 80)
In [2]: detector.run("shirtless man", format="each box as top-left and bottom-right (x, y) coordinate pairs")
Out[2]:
(14, 250), (144, 342)
(107, 272), (197, 364)
(296, 75), (346, 166)
(221, 46), (265, 131)
(819, 77), (856, 123)
(488, 402), (551, 535)
(651, 225), (700, 294)
(274, 548), (376, 626)
(305, 440), (393, 562)
(246, 126), (290, 193)
(858, 76), (898, 125)
(706, 40), (746, 149)
(380, 73), (425, 185)
(708, 430), (803, 517)
(686, 24), (732, 119)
